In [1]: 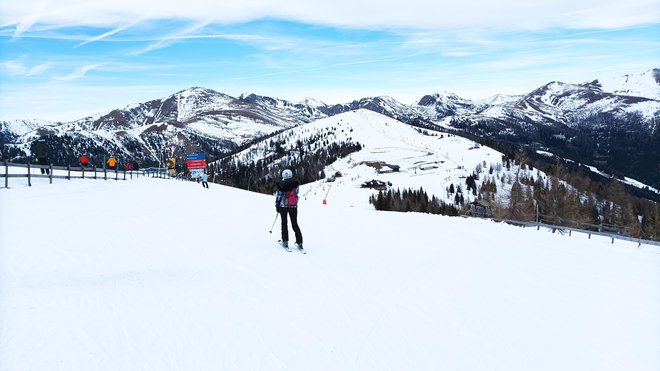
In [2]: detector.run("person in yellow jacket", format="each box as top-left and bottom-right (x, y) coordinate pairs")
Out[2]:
(107, 156), (118, 170)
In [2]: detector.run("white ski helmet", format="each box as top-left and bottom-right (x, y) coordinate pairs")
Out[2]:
(282, 169), (293, 180)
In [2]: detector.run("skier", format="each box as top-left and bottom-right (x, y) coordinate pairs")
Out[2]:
(201, 172), (209, 188)
(79, 154), (90, 168)
(32, 139), (50, 175)
(107, 156), (117, 170)
(275, 169), (303, 251)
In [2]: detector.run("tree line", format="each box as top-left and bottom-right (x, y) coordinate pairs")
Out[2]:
(211, 128), (362, 194)
(448, 111), (660, 191)
(369, 187), (459, 216)
(477, 153), (659, 241)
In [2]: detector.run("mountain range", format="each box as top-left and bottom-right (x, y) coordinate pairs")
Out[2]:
(1, 68), (658, 188)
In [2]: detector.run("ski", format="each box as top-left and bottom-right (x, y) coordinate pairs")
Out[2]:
(296, 245), (307, 254)
(277, 240), (292, 252)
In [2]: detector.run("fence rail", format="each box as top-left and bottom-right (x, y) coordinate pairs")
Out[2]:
(2, 159), (146, 187)
(491, 218), (660, 247)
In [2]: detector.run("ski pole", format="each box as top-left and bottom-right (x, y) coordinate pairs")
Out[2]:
(269, 212), (279, 233)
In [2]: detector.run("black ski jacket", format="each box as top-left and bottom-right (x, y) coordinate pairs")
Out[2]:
(33, 141), (49, 158)
(276, 178), (300, 208)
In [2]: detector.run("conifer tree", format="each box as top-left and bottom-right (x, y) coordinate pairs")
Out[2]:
(507, 180), (526, 220)
(523, 186), (536, 221)
(642, 204), (659, 240)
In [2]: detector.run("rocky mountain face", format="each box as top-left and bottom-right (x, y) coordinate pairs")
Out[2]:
(1, 69), (658, 187)
(0, 87), (327, 168)
(442, 73), (660, 189)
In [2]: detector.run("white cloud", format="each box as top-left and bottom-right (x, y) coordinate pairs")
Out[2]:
(133, 22), (209, 55)
(27, 63), (51, 76)
(0, 60), (52, 76)
(1, 0), (658, 34)
(56, 62), (109, 81)
(74, 20), (143, 48)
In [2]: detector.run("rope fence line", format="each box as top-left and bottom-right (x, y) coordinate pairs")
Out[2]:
(1, 159), (146, 188)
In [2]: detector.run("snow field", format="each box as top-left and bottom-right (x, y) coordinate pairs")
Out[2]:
(1, 176), (658, 370)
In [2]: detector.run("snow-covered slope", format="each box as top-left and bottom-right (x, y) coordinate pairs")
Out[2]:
(1, 176), (658, 371)
(595, 68), (660, 100)
(0, 119), (56, 138)
(227, 109), (523, 207)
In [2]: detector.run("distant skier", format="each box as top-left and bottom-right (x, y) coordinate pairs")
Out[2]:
(107, 156), (117, 170)
(275, 169), (303, 250)
(32, 139), (50, 175)
(201, 172), (209, 188)
(79, 154), (90, 168)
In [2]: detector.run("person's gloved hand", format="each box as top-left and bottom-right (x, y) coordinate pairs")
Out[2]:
(276, 206), (280, 213)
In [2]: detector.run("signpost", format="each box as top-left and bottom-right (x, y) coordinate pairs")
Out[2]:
(186, 153), (206, 178)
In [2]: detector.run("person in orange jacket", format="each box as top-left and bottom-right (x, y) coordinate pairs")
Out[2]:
(107, 156), (118, 170)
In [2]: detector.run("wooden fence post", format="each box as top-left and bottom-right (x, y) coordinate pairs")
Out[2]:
(94, 166), (97, 179)
(4, 159), (8, 188)
(27, 161), (31, 187)
(67, 164), (71, 180)
(123, 170), (126, 180)
(82, 166), (85, 179)
(49, 163), (53, 184)
(115, 167), (118, 180)
(104, 168), (107, 181)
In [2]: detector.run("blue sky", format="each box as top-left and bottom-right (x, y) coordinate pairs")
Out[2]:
(1, 0), (659, 121)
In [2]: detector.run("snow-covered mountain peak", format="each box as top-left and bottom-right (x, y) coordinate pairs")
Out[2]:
(353, 95), (399, 106)
(593, 68), (660, 100)
(238, 92), (290, 107)
(172, 86), (226, 98)
(298, 97), (326, 107)
(417, 91), (475, 117)
(528, 81), (580, 97)
(168, 87), (237, 121)
(479, 93), (521, 106)
(418, 91), (468, 106)
(0, 119), (56, 137)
